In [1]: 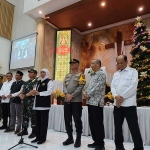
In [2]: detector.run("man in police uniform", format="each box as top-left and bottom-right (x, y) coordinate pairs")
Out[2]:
(17, 69), (37, 139)
(63, 59), (86, 148)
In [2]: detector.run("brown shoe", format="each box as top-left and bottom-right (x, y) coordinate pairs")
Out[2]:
(14, 129), (20, 134)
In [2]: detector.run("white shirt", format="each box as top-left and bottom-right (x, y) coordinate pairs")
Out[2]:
(111, 67), (138, 107)
(0, 80), (14, 103)
(33, 80), (54, 110)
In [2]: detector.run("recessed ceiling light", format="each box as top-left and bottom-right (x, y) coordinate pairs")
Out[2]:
(139, 7), (143, 11)
(45, 16), (49, 19)
(101, 2), (105, 6)
(39, 11), (42, 14)
(88, 23), (92, 27)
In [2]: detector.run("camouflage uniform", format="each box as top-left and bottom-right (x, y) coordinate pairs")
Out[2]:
(22, 80), (36, 129)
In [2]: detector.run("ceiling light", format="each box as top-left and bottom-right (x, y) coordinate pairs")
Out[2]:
(88, 23), (92, 27)
(39, 11), (42, 14)
(101, 2), (105, 6)
(139, 7), (143, 11)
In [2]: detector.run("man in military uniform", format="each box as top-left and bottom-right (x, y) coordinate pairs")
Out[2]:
(17, 69), (37, 139)
(63, 59), (86, 148)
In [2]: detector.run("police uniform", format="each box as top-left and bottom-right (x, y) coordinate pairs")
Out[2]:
(17, 69), (37, 138)
(63, 59), (86, 148)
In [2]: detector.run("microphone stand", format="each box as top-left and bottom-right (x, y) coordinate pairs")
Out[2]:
(8, 78), (39, 150)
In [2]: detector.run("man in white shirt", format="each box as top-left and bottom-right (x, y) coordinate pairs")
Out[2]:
(111, 55), (143, 150)
(0, 72), (14, 129)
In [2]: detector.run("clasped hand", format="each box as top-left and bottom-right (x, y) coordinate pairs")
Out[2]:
(66, 94), (73, 102)
(19, 90), (39, 100)
(26, 90), (39, 96)
(115, 95), (123, 108)
(83, 93), (90, 100)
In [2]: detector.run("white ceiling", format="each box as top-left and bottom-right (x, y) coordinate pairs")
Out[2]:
(25, 0), (81, 19)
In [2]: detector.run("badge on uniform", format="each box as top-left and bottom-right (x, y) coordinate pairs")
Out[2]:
(81, 74), (85, 79)
(79, 74), (86, 85)
(42, 83), (45, 86)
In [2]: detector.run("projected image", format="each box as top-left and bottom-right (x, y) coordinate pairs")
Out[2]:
(10, 34), (37, 69)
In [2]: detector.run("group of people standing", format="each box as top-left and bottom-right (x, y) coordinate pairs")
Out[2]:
(0, 68), (53, 144)
(62, 56), (143, 150)
(0, 55), (144, 150)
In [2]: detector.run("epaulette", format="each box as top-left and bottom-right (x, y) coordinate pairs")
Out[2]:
(66, 73), (72, 77)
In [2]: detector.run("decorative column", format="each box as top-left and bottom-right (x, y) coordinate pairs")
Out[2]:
(34, 17), (46, 73)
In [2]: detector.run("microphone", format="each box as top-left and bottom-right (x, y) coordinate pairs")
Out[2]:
(32, 76), (39, 83)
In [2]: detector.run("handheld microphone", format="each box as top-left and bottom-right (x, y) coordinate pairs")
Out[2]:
(32, 76), (39, 83)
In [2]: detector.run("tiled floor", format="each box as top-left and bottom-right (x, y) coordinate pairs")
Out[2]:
(0, 127), (149, 150)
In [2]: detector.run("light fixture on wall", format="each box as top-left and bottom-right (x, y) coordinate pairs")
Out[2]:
(101, 2), (106, 6)
(88, 22), (92, 27)
(39, 11), (42, 14)
(139, 7), (143, 11)
(45, 16), (49, 19)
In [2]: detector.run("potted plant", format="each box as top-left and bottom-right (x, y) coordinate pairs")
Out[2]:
(52, 89), (65, 105)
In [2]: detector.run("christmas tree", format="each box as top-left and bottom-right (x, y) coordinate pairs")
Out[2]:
(130, 16), (150, 106)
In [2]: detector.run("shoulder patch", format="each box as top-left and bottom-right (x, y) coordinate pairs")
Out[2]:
(66, 73), (72, 77)
(76, 73), (82, 76)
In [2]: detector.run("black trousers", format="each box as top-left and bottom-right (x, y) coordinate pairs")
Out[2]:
(88, 105), (105, 147)
(1, 103), (10, 127)
(114, 106), (143, 150)
(36, 110), (49, 142)
(64, 102), (82, 137)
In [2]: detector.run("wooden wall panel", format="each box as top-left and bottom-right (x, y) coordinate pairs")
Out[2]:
(0, 0), (14, 39)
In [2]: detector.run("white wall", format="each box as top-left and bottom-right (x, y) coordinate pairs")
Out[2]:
(12, 0), (37, 40)
(11, 0), (37, 81)
(0, 37), (11, 75)
(24, 0), (49, 13)
(0, 0), (37, 81)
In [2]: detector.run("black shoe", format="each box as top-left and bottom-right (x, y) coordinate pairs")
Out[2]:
(14, 129), (20, 134)
(74, 140), (81, 148)
(63, 138), (74, 146)
(4, 128), (15, 133)
(0, 126), (7, 130)
(116, 148), (125, 150)
(37, 140), (45, 144)
(31, 138), (39, 143)
(95, 146), (105, 150)
(28, 132), (36, 139)
(88, 142), (99, 148)
(17, 130), (28, 136)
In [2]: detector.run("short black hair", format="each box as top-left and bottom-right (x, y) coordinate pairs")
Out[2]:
(123, 55), (128, 62)
(6, 72), (13, 76)
(95, 59), (101, 67)
(16, 70), (24, 76)
(116, 55), (128, 62)
(0, 76), (3, 79)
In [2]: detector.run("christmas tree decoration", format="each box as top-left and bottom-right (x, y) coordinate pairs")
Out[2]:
(130, 17), (150, 106)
